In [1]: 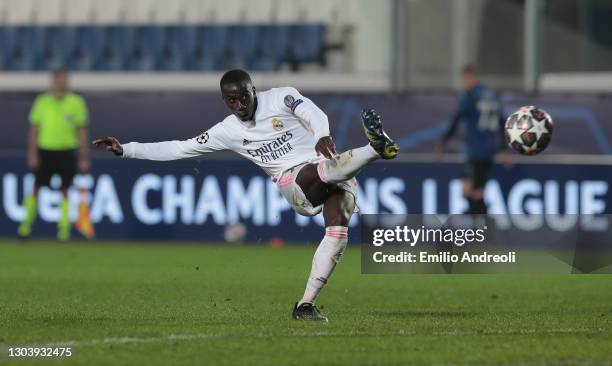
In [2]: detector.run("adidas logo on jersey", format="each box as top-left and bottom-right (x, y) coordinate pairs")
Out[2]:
(243, 139), (252, 146)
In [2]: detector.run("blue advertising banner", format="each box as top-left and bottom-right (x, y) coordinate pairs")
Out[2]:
(1, 157), (610, 242)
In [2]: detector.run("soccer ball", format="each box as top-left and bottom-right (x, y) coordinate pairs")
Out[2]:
(504, 106), (553, 155)
(224, 222), (247, 243)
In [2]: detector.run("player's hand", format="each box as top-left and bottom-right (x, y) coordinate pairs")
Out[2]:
(79, 159), (91, 173)
(315, 136), (337, 160)
(500, 150), (513, 168)
(92, 136), (123, 156)
(27, 154), (39, 170)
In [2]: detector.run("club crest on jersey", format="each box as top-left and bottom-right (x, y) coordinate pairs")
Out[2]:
(196, 132), (209, 144)
(272, 118), (284, 131)
(284, 94), (303, 113)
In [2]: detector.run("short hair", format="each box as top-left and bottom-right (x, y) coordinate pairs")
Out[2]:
(220, 69), (252, 90)
(462, 64), (477, 76)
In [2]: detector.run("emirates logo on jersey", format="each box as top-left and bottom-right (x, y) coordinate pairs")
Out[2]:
(246, 131), (294, 163)
(272, 118), (284, 131)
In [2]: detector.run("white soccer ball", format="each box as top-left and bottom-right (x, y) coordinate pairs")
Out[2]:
(504, 106), (554, 155)
(224, 223), (247, 243)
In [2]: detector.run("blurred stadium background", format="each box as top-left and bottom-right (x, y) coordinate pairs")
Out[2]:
(0, 0), (611, 242)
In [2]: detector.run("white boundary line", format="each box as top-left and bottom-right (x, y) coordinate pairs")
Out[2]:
(1, 327), (608, 350)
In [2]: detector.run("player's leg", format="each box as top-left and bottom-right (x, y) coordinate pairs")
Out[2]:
(316, 108), (399, 184)
(18, 186), (40, 240)
(292, 108), (393, 320)
(18, 149), (48, 240)
(57, 150), (77, 241)
(467, 160), (491, 214)
(293, 188), (355, 321)
(462, 177), (475, 214)
(57, 188), (71, 241)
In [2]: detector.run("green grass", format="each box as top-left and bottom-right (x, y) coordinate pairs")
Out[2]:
(1, 240), (611, 366)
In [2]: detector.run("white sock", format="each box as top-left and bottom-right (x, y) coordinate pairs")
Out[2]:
(298, 226), (348, 306)
(317, 144), (379, 184)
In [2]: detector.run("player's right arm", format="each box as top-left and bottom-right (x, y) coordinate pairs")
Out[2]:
(92, 123), (229, 160)
(27, 125), (39, 170)
(277, 87), (336, 158)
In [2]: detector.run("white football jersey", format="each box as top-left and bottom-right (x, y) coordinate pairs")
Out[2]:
(122, 87), (330, 179)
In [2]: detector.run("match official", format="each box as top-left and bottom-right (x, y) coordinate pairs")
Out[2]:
(18, 70), (90, 241)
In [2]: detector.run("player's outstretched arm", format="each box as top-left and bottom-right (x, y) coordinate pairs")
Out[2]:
(92, 137), (201, 161)
(92, 125), (229, 161)
(92, 136), (123, 156)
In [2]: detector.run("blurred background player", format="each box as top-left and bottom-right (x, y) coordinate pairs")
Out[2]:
(436, 65), (511, 214)
(18, 70), (90, 241)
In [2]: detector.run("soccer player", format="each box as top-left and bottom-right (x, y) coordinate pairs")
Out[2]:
(93, 69), (398, 321)
(436, 65), (511, 214)
(18, 70), (90, 241)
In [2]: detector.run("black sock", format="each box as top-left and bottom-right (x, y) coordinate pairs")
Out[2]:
(473, 198), (487, 214)
(467, 198), (476, 214)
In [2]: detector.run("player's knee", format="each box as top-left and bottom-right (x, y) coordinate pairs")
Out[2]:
(334, 195), (355, 226)
(342, 193), (356, 217)
(317, 159), (352, 184)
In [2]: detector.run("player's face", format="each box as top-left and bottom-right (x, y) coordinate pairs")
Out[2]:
(462, 72), (477, 90)
(222, 82), (256, 121)
(52, 73), (69, 95)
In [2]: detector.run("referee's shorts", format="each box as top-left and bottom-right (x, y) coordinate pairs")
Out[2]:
(35, 148), (77, 190)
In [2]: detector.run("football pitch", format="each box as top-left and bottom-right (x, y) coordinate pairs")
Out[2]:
(1, 241), (611, 366)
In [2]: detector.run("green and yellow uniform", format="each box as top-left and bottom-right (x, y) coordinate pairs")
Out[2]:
(29, 92), (89, 150)
(19, 92), (89, 241)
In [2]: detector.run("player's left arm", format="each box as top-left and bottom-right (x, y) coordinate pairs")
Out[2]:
(78, 127), (90, 172)
(76, 97), (90, 172)
(279, 87), (336, 159)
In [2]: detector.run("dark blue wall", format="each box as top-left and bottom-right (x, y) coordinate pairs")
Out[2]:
(2, 91), (612, 155)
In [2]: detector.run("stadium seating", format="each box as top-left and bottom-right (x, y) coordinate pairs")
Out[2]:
(5, 26), (44, 70)
(0, 0), (360, 72)
(96, 26), (132, 71)
(0, 24), (327, 71)
(226, 25), (260, 70)
(129, 26), (165, 71)
(290, 25), (326, 65)
(67, 26), (105, 71)
(159, 26), (194, 71)
(251, 25), (291, 71)
(189, 25), (228, 71)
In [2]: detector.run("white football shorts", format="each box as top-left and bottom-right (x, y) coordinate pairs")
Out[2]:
(276, 161), (359, 217)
